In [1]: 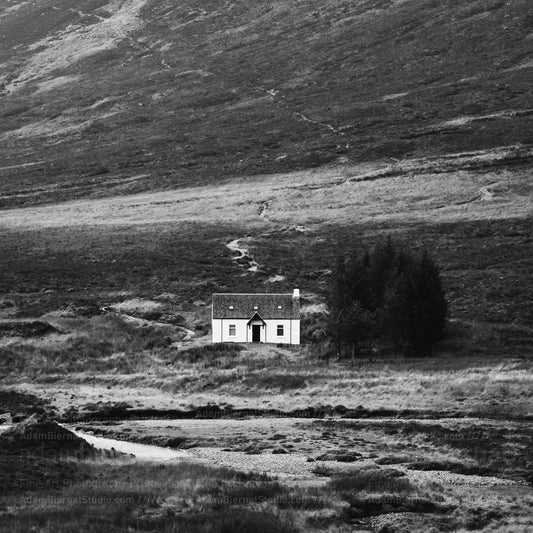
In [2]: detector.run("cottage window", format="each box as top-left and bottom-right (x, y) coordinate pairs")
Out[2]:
(229, 325), (236, 336)
(277, 325), (284, 336)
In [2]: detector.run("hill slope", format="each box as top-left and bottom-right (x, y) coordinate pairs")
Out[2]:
(0, 0), (532, 206)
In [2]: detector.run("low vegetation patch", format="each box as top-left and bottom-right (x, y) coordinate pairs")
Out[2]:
(401, 422), (533, 482)
(0, 457), (298, 533)
(242, 373), (308, 391)
(0, 315), (173, 375)
(328, 467), (414, 494)
(343, 494), (448, 519)
(0, 414), (97, 459)
(325, 466), (452, 521)
(174, 343), (245, 365)
(0, 415), (114, 496)
(406, 460), (484, 476)
(0, 390), (53, 421)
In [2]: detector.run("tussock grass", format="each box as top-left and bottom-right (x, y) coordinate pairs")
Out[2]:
(1, 498), (297, 533)
(0, 461), (297, 533)
(4, 328), (533, 416)
(242, 373), (309, 391)
(198, 479), (287, 509)
(324, 466), (450, 520)
(174, 343), (245, 365)
(0, 315), (170, 375)
(1, 424), (531, 532)
(328, 467), (414, 494)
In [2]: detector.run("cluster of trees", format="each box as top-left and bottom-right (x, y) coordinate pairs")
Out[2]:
(327, 238), (447, 358)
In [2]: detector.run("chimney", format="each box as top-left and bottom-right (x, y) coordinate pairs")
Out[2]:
(293, 288), (300, 298)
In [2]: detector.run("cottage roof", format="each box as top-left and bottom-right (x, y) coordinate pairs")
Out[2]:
(212, 293), (300, 319)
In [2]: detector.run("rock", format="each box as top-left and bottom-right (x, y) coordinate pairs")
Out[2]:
(315, 450), (362, 462)
(165, 437), (188, 448)
(375, 455), (412, 465)
(245, 445), (262, 455)
(180, 441), (200, 450)
(272, 447), (289, 454)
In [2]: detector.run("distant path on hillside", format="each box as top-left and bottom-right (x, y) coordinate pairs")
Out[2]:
(224, 191), (312, 282)
(51, 5), (106, 22)
(226, 222), (310, 282)
(0, 161), (45, 171)
(256, 86), (349, 148)
(227, 237), (262, 273)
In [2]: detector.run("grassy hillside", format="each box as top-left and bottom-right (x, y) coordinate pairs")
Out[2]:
(0, 0), (532, 206)
(0, 0), (531, 354)
(0, 150), (531, 354)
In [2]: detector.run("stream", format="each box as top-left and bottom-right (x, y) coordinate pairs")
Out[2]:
(226, 236), (287, 282)
(68, 428), (190, 461)
(0, 423), (190, 462)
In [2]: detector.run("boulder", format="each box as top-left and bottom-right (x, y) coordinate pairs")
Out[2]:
(315, 450), (362, 462)
(272, 447), (289, 454)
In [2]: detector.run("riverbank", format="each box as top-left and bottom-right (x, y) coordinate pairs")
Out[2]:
(1, 412), (532, 532)
(5, 346), (533, 422)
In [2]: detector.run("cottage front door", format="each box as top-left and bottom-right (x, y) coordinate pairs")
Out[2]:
(252, 325), (261, 342)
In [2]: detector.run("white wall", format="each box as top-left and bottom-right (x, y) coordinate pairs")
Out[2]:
(290, 319), (300, 345)
(212, 319), (249, 343)
(264, 319), (298, 344)
(212, 318), (300, 345)
(211, 318), (222, 343)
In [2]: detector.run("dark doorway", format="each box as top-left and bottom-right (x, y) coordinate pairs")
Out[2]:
(252, 325), (261, 342)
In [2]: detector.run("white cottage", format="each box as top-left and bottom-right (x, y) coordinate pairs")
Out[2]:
(211, 289), (300, 345)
